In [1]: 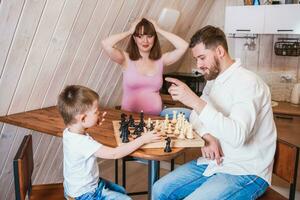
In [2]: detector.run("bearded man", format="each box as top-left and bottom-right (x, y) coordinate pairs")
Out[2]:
(152, 25), (276, 200)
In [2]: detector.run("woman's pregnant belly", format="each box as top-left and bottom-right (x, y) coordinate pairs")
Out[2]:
(121, 90), (162, 115)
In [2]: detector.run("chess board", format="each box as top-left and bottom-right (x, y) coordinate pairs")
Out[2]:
(113, 120), (205, 149)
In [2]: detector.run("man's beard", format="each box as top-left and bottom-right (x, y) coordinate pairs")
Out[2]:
(203, 56), (220, 81)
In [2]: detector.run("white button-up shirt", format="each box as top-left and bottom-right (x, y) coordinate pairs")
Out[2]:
(190, 59), (277, 184)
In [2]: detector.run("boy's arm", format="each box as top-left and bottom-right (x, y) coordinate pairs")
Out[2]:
(94, 131), (161, 159)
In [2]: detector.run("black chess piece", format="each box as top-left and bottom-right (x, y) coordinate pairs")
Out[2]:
(149, 123), (154, 131)
(164, 137), (172, 153)
(139, 111), (145, 128)
(121, 113), (127, 120)
(119, 113), (127, 132)
(121, 121), (130, 143)
(134, 123), (143, 138)
(128, 115), (135, 128)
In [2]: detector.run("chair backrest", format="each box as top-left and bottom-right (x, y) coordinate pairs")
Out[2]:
(13, 135), (34, 200)
(273, 140), (299, 200)
(273, 140), (298, 183)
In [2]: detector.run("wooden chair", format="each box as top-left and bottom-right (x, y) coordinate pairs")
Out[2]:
(13, 135), (64, 200)
(259, 140), (299, 200)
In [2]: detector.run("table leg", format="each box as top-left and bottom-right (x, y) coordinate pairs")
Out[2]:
(290, 148), (299, 200)
(148, 160), (160, 200)
(115, 159), (118, 184)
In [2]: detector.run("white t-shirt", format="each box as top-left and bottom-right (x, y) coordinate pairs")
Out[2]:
(63, 128), (102, 197)
(190, 59), (277, 184)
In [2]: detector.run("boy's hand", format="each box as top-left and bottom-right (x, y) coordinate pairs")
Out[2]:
(141, 131), (162, 144)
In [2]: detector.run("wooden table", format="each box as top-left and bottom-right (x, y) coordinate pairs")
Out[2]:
(0, 106), (186, 199)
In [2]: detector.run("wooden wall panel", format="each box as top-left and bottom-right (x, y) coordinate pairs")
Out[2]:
(43, 0), (98, 107)
(26, 0), (82, 111)
(63, 0), (112, 88)
(0, 0), (47, 115)
(77, 0), (124, 86)
(0, 0), (25, 80)
(8, 0), (66, 114)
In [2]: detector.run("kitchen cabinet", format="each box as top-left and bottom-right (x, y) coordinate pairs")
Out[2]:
(225, 6), (265, 34)
(264, 4), (300, 34)
(225, 4), (300, 34)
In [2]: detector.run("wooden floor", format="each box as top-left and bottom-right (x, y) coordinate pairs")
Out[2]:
(100, 159), (170, 200)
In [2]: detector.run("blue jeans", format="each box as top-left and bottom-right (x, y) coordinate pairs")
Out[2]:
(73, 178), (131, 200)
(152, 160), (268, 200)
(160, 107), (192, 120)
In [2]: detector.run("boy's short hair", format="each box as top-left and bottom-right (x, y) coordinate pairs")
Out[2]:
(189, 25), (228, 52)
(58, 85), (99, 125)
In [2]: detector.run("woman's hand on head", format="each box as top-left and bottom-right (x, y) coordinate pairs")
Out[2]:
(148, 19), (161, 32)
(129, 18), (141, 34)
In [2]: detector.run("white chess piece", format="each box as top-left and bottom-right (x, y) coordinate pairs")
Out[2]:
(178, 128), (185, 139)
(167, 124), (172, 134)
(147, 118), (151, 129)
(165, 114), (169, 127)
(186, 124), (194, 139)
(171, 110), (177, 124)
(154, 120), (160, 131)
(174, 123), (179, 135)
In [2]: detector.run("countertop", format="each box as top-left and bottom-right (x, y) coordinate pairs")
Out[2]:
(272, 101), (300, 117)
(162, 93), (300, 117)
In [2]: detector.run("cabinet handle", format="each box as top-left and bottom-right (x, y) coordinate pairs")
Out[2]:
(277, 29), (294, 32)
(236, 29), (251, 32)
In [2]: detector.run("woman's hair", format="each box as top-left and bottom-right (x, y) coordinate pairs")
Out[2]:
(126, 18), (162, 60)
(58, 85), (99, 125)
(189, 25), (228, 52)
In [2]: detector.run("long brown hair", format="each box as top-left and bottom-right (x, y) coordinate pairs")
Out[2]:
(126, 18), (162, 60)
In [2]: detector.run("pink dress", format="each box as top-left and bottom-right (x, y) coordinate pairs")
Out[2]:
(121, 59), (163, 115)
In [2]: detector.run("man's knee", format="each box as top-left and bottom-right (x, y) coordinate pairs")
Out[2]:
(152, 180), (168, 200)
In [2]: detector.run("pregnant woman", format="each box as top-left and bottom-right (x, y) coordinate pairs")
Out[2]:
(101, 18), (188, 115)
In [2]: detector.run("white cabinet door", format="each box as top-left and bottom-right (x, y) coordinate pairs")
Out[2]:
(225, 6), (265, 34)
(264, 4), (300, 34)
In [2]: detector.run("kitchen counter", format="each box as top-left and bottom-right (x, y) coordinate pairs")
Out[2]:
(272, 101), (300, 117)
(275, 117), (300, 148)
(162, 93), (300, 117)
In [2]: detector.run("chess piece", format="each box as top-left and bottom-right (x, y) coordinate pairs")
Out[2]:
(164, 137), (172, 152)
(174, 123), (179, 135)
(186, 124), (194, 139)
(119, 113), (127, 131)
(171, 110), (177, 124)
(147, 118), (152, 130)
(154, 120), (160, 131)
(133, 123), (143, 137)
(121, 120), (130, 143)
(128, 115), (135, 128)
(165, 114), (169, 126)
(178, 128), (185, 139)
(167, 124), (172, 134)
(149, 123), (155, 131)
(139, 110), (145, 128)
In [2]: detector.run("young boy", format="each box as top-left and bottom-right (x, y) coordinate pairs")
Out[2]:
(58, 85), (160, 200)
